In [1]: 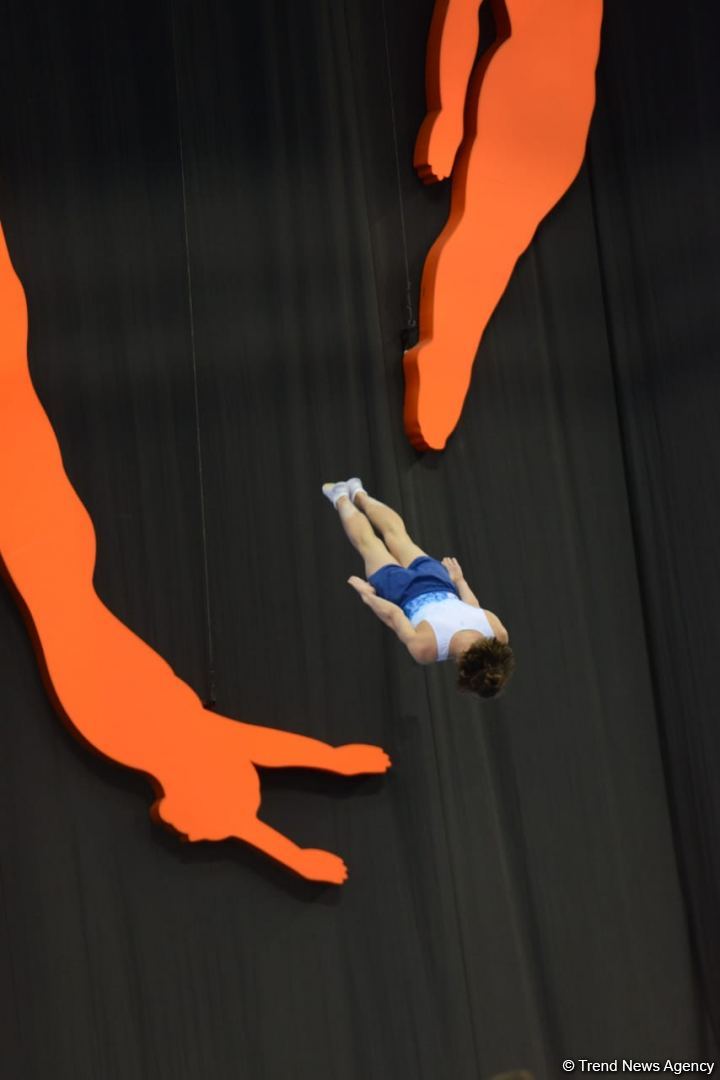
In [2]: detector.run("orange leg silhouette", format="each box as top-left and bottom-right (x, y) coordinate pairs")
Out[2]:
(405, 0), (604, 450)
(0, 223), (390, 885)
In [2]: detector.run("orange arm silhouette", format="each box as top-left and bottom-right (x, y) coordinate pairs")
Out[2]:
(414, 0), (481, 183)
(0, 223), (390, 884)
(405, 0), (603, 451)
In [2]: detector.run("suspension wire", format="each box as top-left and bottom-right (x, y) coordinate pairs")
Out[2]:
(380, 0), (417, 345)
(169, 0), (217, 708)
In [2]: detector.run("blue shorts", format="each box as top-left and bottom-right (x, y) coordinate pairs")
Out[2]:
(368, 556), (459, 618)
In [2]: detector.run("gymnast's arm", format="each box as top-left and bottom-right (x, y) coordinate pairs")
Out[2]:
(484, 610), (509, 644)
(414, 0), (482, 182)
(442, 557), (509, 641)
(442, 556), (479, 606)
(455, 580), (510, 643)
(456, 578), (480, 607)
(348, 577), (434, 663)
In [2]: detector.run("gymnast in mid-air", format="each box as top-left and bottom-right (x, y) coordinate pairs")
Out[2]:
(323, 480), (514, 698)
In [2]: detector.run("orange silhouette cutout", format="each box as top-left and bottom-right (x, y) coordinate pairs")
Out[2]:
(0, 223), (390, 884)
(404, 0), (603, 449)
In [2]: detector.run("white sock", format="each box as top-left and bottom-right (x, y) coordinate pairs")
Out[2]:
(322, 481), (350, 508)
(346, 477), (367, 504)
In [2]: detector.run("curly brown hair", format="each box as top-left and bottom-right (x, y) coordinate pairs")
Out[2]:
(456, 637), (516, 699)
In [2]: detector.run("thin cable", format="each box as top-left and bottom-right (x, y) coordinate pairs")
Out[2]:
(380, 0), (416, 338)
(169, 0), (217, 708)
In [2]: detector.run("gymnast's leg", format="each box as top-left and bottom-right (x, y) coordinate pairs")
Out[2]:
(405, 0), (603, 451)
(352, 489), (426, 569)
(237, 818), (349, 884)
(322, 481), (398, 578)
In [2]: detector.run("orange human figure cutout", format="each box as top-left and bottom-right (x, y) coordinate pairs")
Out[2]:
(0, 223), (390, 884)
(404, 0), (604, 450)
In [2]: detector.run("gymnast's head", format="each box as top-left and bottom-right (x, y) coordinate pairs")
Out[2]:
(456, 637), (516, 699)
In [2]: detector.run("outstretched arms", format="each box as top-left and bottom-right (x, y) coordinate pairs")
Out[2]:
(414, 0), (482, 182)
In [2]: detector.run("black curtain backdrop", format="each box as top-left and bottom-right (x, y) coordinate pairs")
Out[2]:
(0, 1), (718, 1077)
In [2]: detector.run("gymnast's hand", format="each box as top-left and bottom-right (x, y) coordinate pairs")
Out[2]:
(441, 556), (465, 585)
(414, 109), (464, 184)
(347, 576), (376, 601)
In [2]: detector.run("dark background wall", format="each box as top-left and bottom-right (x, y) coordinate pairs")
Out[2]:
(0, 1), (718, 1077)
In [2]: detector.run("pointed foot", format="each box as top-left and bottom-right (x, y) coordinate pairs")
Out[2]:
(298, 849), (349, 885)
(334, 744), (392, 775)
(322, 481), (350, 507)
(403, 342), (470, 451)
